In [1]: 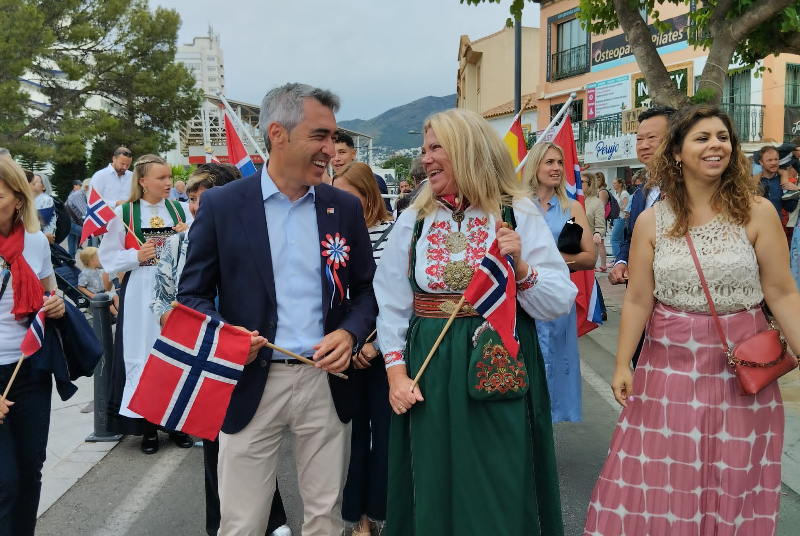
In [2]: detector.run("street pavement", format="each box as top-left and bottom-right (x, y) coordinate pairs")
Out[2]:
(35, 286), (800, 535)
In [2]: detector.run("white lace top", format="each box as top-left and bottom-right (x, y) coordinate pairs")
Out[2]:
(653, 202), (763, 313)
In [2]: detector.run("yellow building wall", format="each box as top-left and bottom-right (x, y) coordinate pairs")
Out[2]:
(458, 26), (540, 115)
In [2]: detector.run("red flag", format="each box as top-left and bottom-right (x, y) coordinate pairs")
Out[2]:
(463, 239), (519, 358)
(223, 110), (257, 176)
(552, 115), (602, 337)
(124, 231), (141, 251)
(128, 304), (251, 440)
(80, 188), (117, 244)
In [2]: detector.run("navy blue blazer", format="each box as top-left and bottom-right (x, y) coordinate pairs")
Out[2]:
(177, 171), (378, 433)
(615, 185), (649, 265)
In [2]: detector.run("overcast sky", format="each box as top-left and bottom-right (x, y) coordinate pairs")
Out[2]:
(154, 0), (540, 121)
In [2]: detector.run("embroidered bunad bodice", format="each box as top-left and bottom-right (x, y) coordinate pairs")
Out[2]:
(653, 202), (763, 314)
(374, 199), (578, 369)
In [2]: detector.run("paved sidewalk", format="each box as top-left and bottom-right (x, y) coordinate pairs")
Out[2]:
(592, 272), (800, 496)
(39, 376), (118, 517)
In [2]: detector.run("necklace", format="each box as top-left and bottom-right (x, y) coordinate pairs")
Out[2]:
(439, 196), (468, 254)
(147, 201), (164, 228)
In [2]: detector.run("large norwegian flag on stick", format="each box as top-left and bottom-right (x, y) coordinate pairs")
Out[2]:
(224, 110), (257, 177)
(128, 303), (251, 440)
(464, 239), (520, 358)
(551, 115), (603, 337)
(80, 188), (117, 244)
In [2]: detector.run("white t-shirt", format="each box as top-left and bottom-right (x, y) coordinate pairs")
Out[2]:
(90, 164), (133, 207)
(0, 231), (53, 365)
(613, 189), (631, 215)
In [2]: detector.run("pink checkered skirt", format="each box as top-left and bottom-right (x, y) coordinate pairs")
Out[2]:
(584, 303), (784, 536)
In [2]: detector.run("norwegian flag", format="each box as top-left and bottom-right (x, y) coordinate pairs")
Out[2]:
(552, 114), (603, 337)
(21, 292), (50, 356)
(223, 109), (257, 176)
(463, 239), (520, 358)
(80, 188), (117, 244)
(128, 303), (251, 440)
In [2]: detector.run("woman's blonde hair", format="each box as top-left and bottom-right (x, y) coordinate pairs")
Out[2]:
(128, 155), (169, 203)
(79, 246), (99, 267)
(333, 162), (392, 227)
(595, 171), (606, 189)
(0, 156), (40, 233)
(411, 109), (527, 219)
(647, 105), (754, 237)
(582, 172), (598, 198)
(521, 142), (570, 210)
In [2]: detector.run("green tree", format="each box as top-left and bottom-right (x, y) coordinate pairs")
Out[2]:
(0, 0), (202, 163)
(462, 0), (800, 107)
(381, 153), (413, 181)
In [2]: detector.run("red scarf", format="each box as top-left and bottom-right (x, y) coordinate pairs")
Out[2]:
(0, 222), (44, 320)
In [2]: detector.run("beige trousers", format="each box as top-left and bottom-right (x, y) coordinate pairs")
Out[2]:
(217, 364), (350, 536)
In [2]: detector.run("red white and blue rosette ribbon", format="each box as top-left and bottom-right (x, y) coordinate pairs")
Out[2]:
(321, 233), (349, 304)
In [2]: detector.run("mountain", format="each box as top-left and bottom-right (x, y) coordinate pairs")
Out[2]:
(339, 94), (457, 151)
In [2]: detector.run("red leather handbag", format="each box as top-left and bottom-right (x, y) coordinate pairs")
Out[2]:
(685, 232), (798, 395)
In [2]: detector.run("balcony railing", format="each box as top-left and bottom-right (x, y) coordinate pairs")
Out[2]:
(720, 103), (764, 143)
(576, 112), (623, 155)
(551, 45), (589, 81)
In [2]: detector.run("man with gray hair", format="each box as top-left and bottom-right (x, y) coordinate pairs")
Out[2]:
(178, 83), (377, 536)
(0, 148), (10, 157)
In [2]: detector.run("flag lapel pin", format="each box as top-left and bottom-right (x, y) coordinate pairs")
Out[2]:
(327, 207), (335, 214)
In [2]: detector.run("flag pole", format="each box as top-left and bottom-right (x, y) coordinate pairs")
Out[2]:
(505, 94), (534, 136)
(516, 92), (577, 174)
(409, 295), (466, 391)
(1, 352), (26, 400)
(215, 91), (268, 163)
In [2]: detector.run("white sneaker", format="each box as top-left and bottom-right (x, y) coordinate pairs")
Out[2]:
(271, 525), (292, 536)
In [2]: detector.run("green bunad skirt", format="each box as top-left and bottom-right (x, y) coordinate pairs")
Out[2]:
(385, 309), (564, 536)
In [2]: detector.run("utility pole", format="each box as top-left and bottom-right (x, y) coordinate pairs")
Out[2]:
(514, 15), (522, 115)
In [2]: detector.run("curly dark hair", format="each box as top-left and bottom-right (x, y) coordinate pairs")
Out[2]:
(646, 105), (755, 237)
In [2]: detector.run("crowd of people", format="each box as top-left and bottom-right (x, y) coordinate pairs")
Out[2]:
(0, 80), (798, 536)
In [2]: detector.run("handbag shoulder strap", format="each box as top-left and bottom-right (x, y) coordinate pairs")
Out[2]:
(372, 223), (394, 252)
(684, 231), (730, 352)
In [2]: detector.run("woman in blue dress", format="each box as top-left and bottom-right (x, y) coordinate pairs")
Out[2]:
(521, 142), (597, 422)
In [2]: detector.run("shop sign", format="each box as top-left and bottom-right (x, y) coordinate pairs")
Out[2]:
(584, 134), (637, 164)
(587, 76), (630, 119)
(632, 67), (689, 108)
(591, 14), (689, 72)
(785, 107), (800, 139)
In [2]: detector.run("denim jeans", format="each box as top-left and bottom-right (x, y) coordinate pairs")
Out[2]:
(610, 216), (627, 258)
(67, 221), (83, 258)
(0, 359), (52, 536)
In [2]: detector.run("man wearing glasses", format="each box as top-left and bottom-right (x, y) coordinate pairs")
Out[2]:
(89, 147), (134, 206)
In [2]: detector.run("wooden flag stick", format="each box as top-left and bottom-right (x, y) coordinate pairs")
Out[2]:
(365, 329), (377, 343)
(410, 295), (466, 391)
(264, 342), (348, 380)
(2, 353), (26, 400)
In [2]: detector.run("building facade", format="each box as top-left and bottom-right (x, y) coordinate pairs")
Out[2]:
(536, 0), (800, 182)
(457, 26), (541, 139)
(175, 25), (226, 96)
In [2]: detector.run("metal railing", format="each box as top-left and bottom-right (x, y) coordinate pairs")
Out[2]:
(720, 103), (764, 143)
(576, 112), (623, 155)
(551, 45), (589, 81)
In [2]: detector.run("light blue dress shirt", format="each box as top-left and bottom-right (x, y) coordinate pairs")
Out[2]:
(261, 167), (325, 359)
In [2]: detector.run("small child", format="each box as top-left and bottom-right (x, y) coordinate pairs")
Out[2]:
(78, 247), (119, 315)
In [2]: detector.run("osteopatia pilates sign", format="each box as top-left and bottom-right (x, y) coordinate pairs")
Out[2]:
(584, 134), (637, 164)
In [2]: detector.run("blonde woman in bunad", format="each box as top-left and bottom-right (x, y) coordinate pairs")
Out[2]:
(585, 105), (800, 536)
(98, 154), (193, 455)
(374, 108), (577, 536)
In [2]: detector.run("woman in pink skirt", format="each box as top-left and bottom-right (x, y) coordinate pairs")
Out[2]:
(584, 105), (800, 536)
